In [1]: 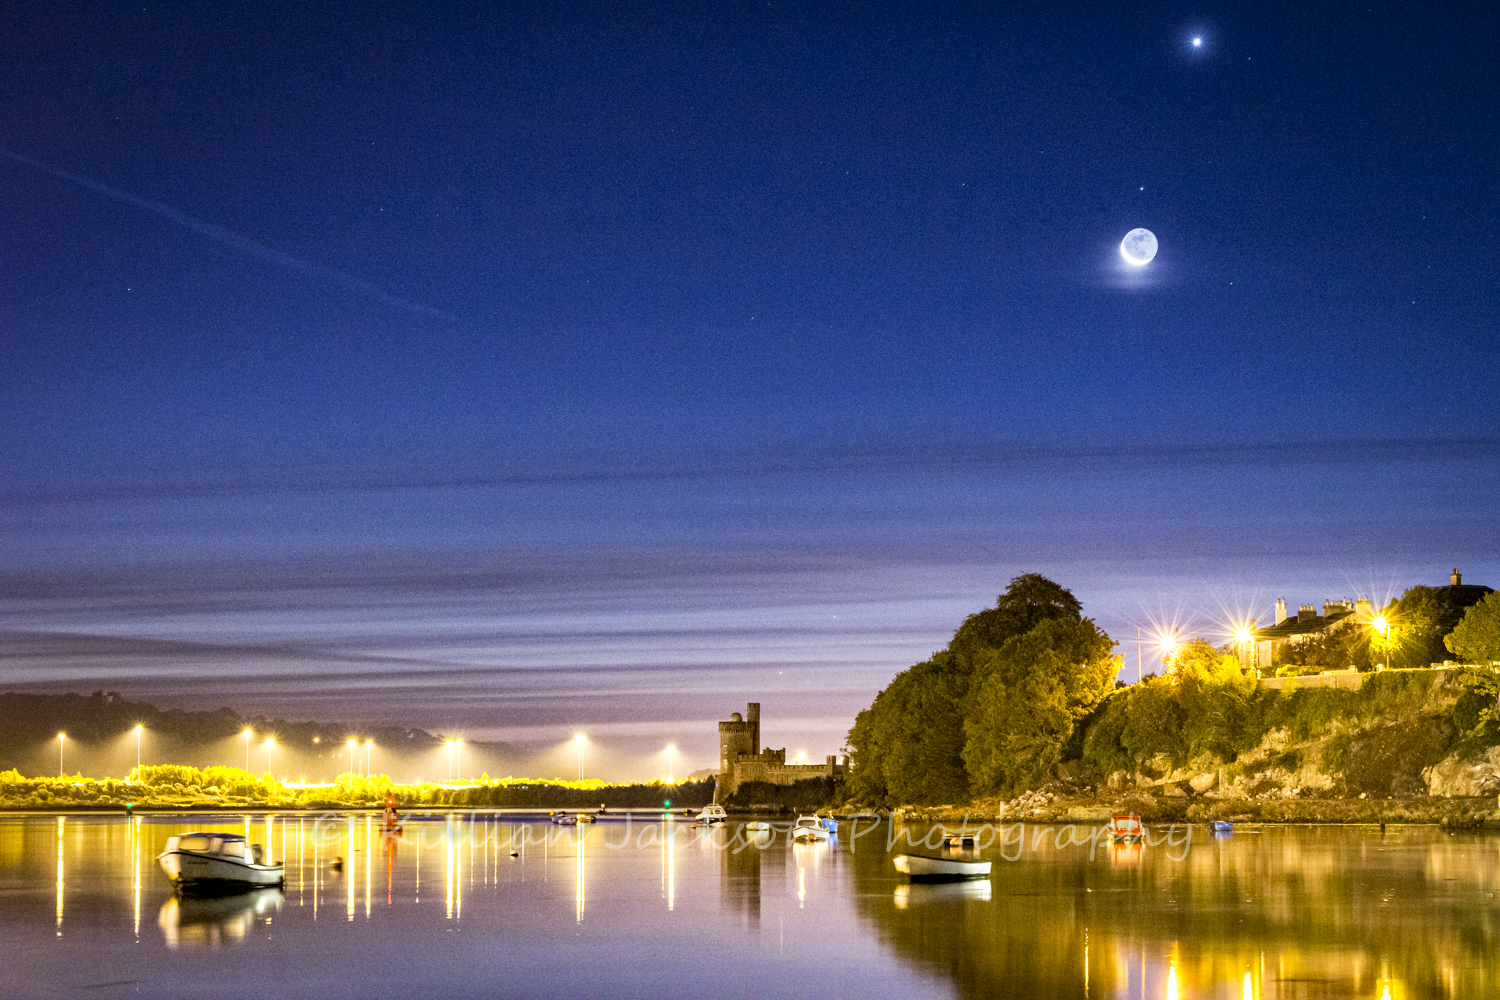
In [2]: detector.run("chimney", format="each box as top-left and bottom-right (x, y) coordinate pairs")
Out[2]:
(747, 703), (760, 755)
(1275, 598), (1288, 625)
(1298, 604), (1316, 623)
(1453, 569), (1462, 586)
(1355, 596), (1372, 619)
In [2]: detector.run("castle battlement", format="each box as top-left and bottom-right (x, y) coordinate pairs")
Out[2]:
(714, 701), (845, 803)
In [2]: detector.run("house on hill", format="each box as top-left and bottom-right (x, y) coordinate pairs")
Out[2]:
(1253, 570), (1493, 673)
(1253, 597), (1368, 673)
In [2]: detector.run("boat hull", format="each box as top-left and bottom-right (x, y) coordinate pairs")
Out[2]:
(894, 854), (991, 881)
(159, 851), (284, 888)
(792, 828), (830, 842)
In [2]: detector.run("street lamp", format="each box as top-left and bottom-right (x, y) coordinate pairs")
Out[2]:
(265, 737), (276, 778)
(347, 738), (358, 776)
(134, 724), (144, 771)
(575, 733), (586, 781)
(454, 739), (462, 782)
(58, 732), (66, 777)
(364, 739), (373, 777)
(243, 728), (253, 772)
(666, 744), (676, 784)
(1156, 631), (1181, 673)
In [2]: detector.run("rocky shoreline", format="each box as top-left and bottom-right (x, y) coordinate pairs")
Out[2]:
(886, 792), (1500, 829)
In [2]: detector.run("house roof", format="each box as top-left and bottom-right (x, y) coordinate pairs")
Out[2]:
(1253, 608), (1356, 641)
(1430, 584), (1494, 630)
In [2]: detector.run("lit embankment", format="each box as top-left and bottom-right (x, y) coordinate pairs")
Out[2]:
(0, 765), (716, 810)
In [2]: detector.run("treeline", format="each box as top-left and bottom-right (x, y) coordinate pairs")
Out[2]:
(846, 576), (1500, 807)
(0, 765), (715, 811)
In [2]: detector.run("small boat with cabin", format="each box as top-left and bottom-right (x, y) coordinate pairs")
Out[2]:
(893, 854), (992, 882)
(158, 832), (284, 889)
(792, 815), (831, 842)
(1109, 813), (1145, 843)
(694, 804), (727, 827)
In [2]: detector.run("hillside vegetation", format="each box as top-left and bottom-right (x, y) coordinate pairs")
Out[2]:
(846, 575), (1500, 815)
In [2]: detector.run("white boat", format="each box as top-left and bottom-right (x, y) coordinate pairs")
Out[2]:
(743, 821), (772, 833)
(158, 833), (284, 888)
(893, 853), (992, 881)
(792, 815), (831, 842)
(694, 804), (727, 826)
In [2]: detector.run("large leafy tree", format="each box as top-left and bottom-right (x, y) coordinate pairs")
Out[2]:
(961, 617), (1119, 796)
(1448, 592), (1500, 663)
(845, 574), (1086, 805)
(950, 574), (1083, 658)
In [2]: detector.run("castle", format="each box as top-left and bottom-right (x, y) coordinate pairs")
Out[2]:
(715, 702), (846, 802)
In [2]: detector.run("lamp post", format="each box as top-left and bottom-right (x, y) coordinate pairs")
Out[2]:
(58, 732), (66, 777)
(243, 728), (253, 773)
(347, 738), (358, 776)
(134, 724), (144, 771)
(575, 734), (585, 781)
(364, 739), (373, 777)
(666, 744), (676, 784)
(265, 737), (275, 778)
(454, 739), (462, 782)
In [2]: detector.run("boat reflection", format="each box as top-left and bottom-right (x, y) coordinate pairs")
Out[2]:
(892, 879), (991, 909)
(157, 887), (284, 949)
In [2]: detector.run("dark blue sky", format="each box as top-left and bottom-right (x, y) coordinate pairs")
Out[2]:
(1, 2), (1497, 778)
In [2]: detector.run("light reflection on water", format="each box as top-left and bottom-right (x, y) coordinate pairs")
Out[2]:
(4, 815), (1499, 998)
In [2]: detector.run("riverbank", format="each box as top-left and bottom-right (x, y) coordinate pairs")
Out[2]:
(888, 793), (1500, 828)
(0, 766), (714, 812)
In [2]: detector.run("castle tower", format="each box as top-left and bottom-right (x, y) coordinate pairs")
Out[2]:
(747, 702), (760, 755)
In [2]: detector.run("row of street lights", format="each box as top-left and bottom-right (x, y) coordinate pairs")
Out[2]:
(51, 727), (689, 783)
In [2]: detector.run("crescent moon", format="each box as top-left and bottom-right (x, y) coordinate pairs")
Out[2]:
(1119, 228), (1158, 266)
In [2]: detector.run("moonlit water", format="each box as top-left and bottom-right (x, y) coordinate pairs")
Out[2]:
(4, 814), (1500, 998)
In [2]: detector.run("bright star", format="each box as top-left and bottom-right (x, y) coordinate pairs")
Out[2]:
(1192, 37), (1202, 47)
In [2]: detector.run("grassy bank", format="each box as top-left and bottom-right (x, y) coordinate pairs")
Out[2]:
(0, 765), (714, 811)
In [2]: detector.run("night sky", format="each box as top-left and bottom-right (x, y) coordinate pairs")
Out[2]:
(2, 3), (1497, 779)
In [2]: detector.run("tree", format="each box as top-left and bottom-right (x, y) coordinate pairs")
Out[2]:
(845, 573), (1086, 805)
(844, 653), (972, 806)
(1448, 592), (1500, 664)
(961, 617), (1119, 796)
(1372, 588), (1444, 669)
(949, 574), (1082, 657)
(1166, 639), (1259, 761)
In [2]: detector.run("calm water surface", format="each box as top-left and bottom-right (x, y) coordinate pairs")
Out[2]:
(2, 813), (1498, 998)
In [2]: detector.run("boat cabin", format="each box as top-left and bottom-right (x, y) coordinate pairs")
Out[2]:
(166, 833), (265, 865)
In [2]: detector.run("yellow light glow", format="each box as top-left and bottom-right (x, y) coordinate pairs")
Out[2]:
(134, 724), (143, 732)
(574, 733), (586, 742)
(1233, 627), (1253, 644)
(1373, 615), (1389, 633)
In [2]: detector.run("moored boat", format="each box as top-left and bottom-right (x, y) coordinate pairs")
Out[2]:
(1109, 813), (1145, 843)
(158, 833), (284, 889)
(743, 821), (772, 833)
(792, 815), (831, 842)
(1210, 820), (1233, 834)
(893, 854), (992, 882)
(694, 804), (727, 827)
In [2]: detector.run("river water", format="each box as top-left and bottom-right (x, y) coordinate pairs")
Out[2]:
(1, 813), (1496, 998)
